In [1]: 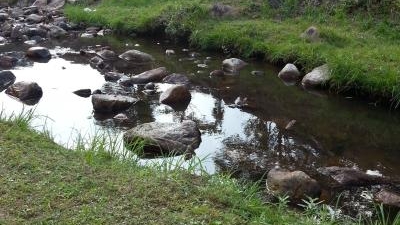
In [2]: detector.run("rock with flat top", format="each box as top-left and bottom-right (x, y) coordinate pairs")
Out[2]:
(301, 64), (330, 88)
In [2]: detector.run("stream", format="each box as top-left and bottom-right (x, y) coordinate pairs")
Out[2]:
(2, 33), (400, 217)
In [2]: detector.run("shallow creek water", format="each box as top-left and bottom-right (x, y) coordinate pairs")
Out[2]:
(1, 35), (400, 184)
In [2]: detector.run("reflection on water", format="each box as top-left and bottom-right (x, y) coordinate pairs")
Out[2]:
(1, 35), (400, 180)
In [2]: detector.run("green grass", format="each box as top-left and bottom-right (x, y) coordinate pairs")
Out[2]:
(0, 111), (352, 224)
(65, 0), (400, 105)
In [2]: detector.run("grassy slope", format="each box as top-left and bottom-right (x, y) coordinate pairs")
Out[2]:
(0, 116), (335, 224)
(65, 0), (400, 105)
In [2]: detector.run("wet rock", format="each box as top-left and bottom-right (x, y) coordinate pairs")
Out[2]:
(86, 26), (101, 34)
(113, 113), (129, 123)
(0, 71), (16, 92)
(0, 13), (9, 21)
(91, 94), (138, 112)
(5, 81), (43, 105)
(162, 73), (190, 86)
(104, 71), (123, 82)
(73, 89), (91, 98)
(11, 24), (25, 40)
(0, 36), (6, 44)
(23, 6), (39, 15)
(267, 167), (321, 201)
(25, 27), (47, 38)
(144, 82), (155, 90)
(210, 69), (224, 77)
(374, 189), (400, 208)
(234, 97), (255, 109)
(100, 82), (133, 96)
(26, 46), (51, 60)
(301, 26), (320, 42)
(222, 58), (247, 74)
(24, 40), (37, 45)
(317, 166), (391, 188)
(89, 56), (105, 70)
(301, 64), (330, 88)
(26, 14), (43, 23)
(92, 89), (102, 95)
(48, 25), (67, 38)
(211, 3), (236, 17)
(123, 120), (201, 157)
(81, 33), (95, 38)
(97, 49), (117, 61)
(251, 70), (264, 76)
(165, 49), (175, 55)
(0, 56), (18, 69)
(285, 120), (297, 130)
(120, 67), (168, 86)
(278, 63), (301, 81)
(160, 85), (191, 106)
(119, 49), (154, 64)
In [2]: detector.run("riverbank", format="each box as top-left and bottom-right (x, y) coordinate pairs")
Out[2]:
(65, 0), (400, 106)
(0, 112), (344, 224)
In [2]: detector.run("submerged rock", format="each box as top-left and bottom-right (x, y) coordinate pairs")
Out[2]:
(120, 67), (168, 86)
(0, 71), (16, 92)
(26, 46), (51, 60)
(91, 94), (138, 112)
(301, 64), (330, 88)
(317, 166), (391, 188)
(267, 167), (321, 201)
(222, 58), (247, 74)
(5, 81), (43, 105)
(119, 49), (154, 64)
(159, 85), (191, 106)
(278, 63), (301, 81)
(123, 120), (201, 157)
(73, 89), (91, 98)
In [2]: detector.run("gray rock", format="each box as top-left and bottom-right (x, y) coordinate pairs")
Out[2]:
(211, 3), (236, 17)
(80, 33), (95, 38)
(0, 13), (9, 22)
(301, 64), (330, 88)
(104, 71), (123, 82)
(0, 56), (18, 69)
(26, 14), (43, 23)
(91, 94), (138, 112)
(278, 63), (301, 81)
(301, 26), (320, 42)
(120, 67), (168, 86)
(119, 49), (154, 64)
(123, 120), (201, 157)
(160, 85), (191, 105)
(375, 189), (400, 208)
(317, 166), (391, 187)
(25, 27), (47, 38)
(144, 82), (155, 90)
(222, 58), (247, 74)
(5, 81), (43, 105)
(100, 82), (133, 96)
(48, 25), (67, 38)
(0, 36), (6, 44)
(11, 24), (25, 40)
(162, 73), (190, 85)
(97, 49), (117, 61)
(26, 46), (51, 60)
(210, 69), (224, 77)
(0, 71), (16, 92)
(267, 168), (321, 201)
(46, 0), (65, 9)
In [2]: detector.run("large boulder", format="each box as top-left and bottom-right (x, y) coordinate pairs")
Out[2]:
(0, 71), (16, 92)
(159, 85), (191, 106)
(119, 49), (154, 64)
(123, 120), (201, 157)
(301, 64), (330, 88)
(222, 58), (247, 74)
(278, 63), (301, 81)
(120, 67), (168, 86)
(91, 94), (138, 112)
(5, 81), (43, 105)
(317, 166), (391, 188)
(26, 46), (51, 60)
(267, 168), (321, 201)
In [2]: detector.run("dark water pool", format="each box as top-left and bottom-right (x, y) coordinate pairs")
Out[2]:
(1, 35), (400, 180)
